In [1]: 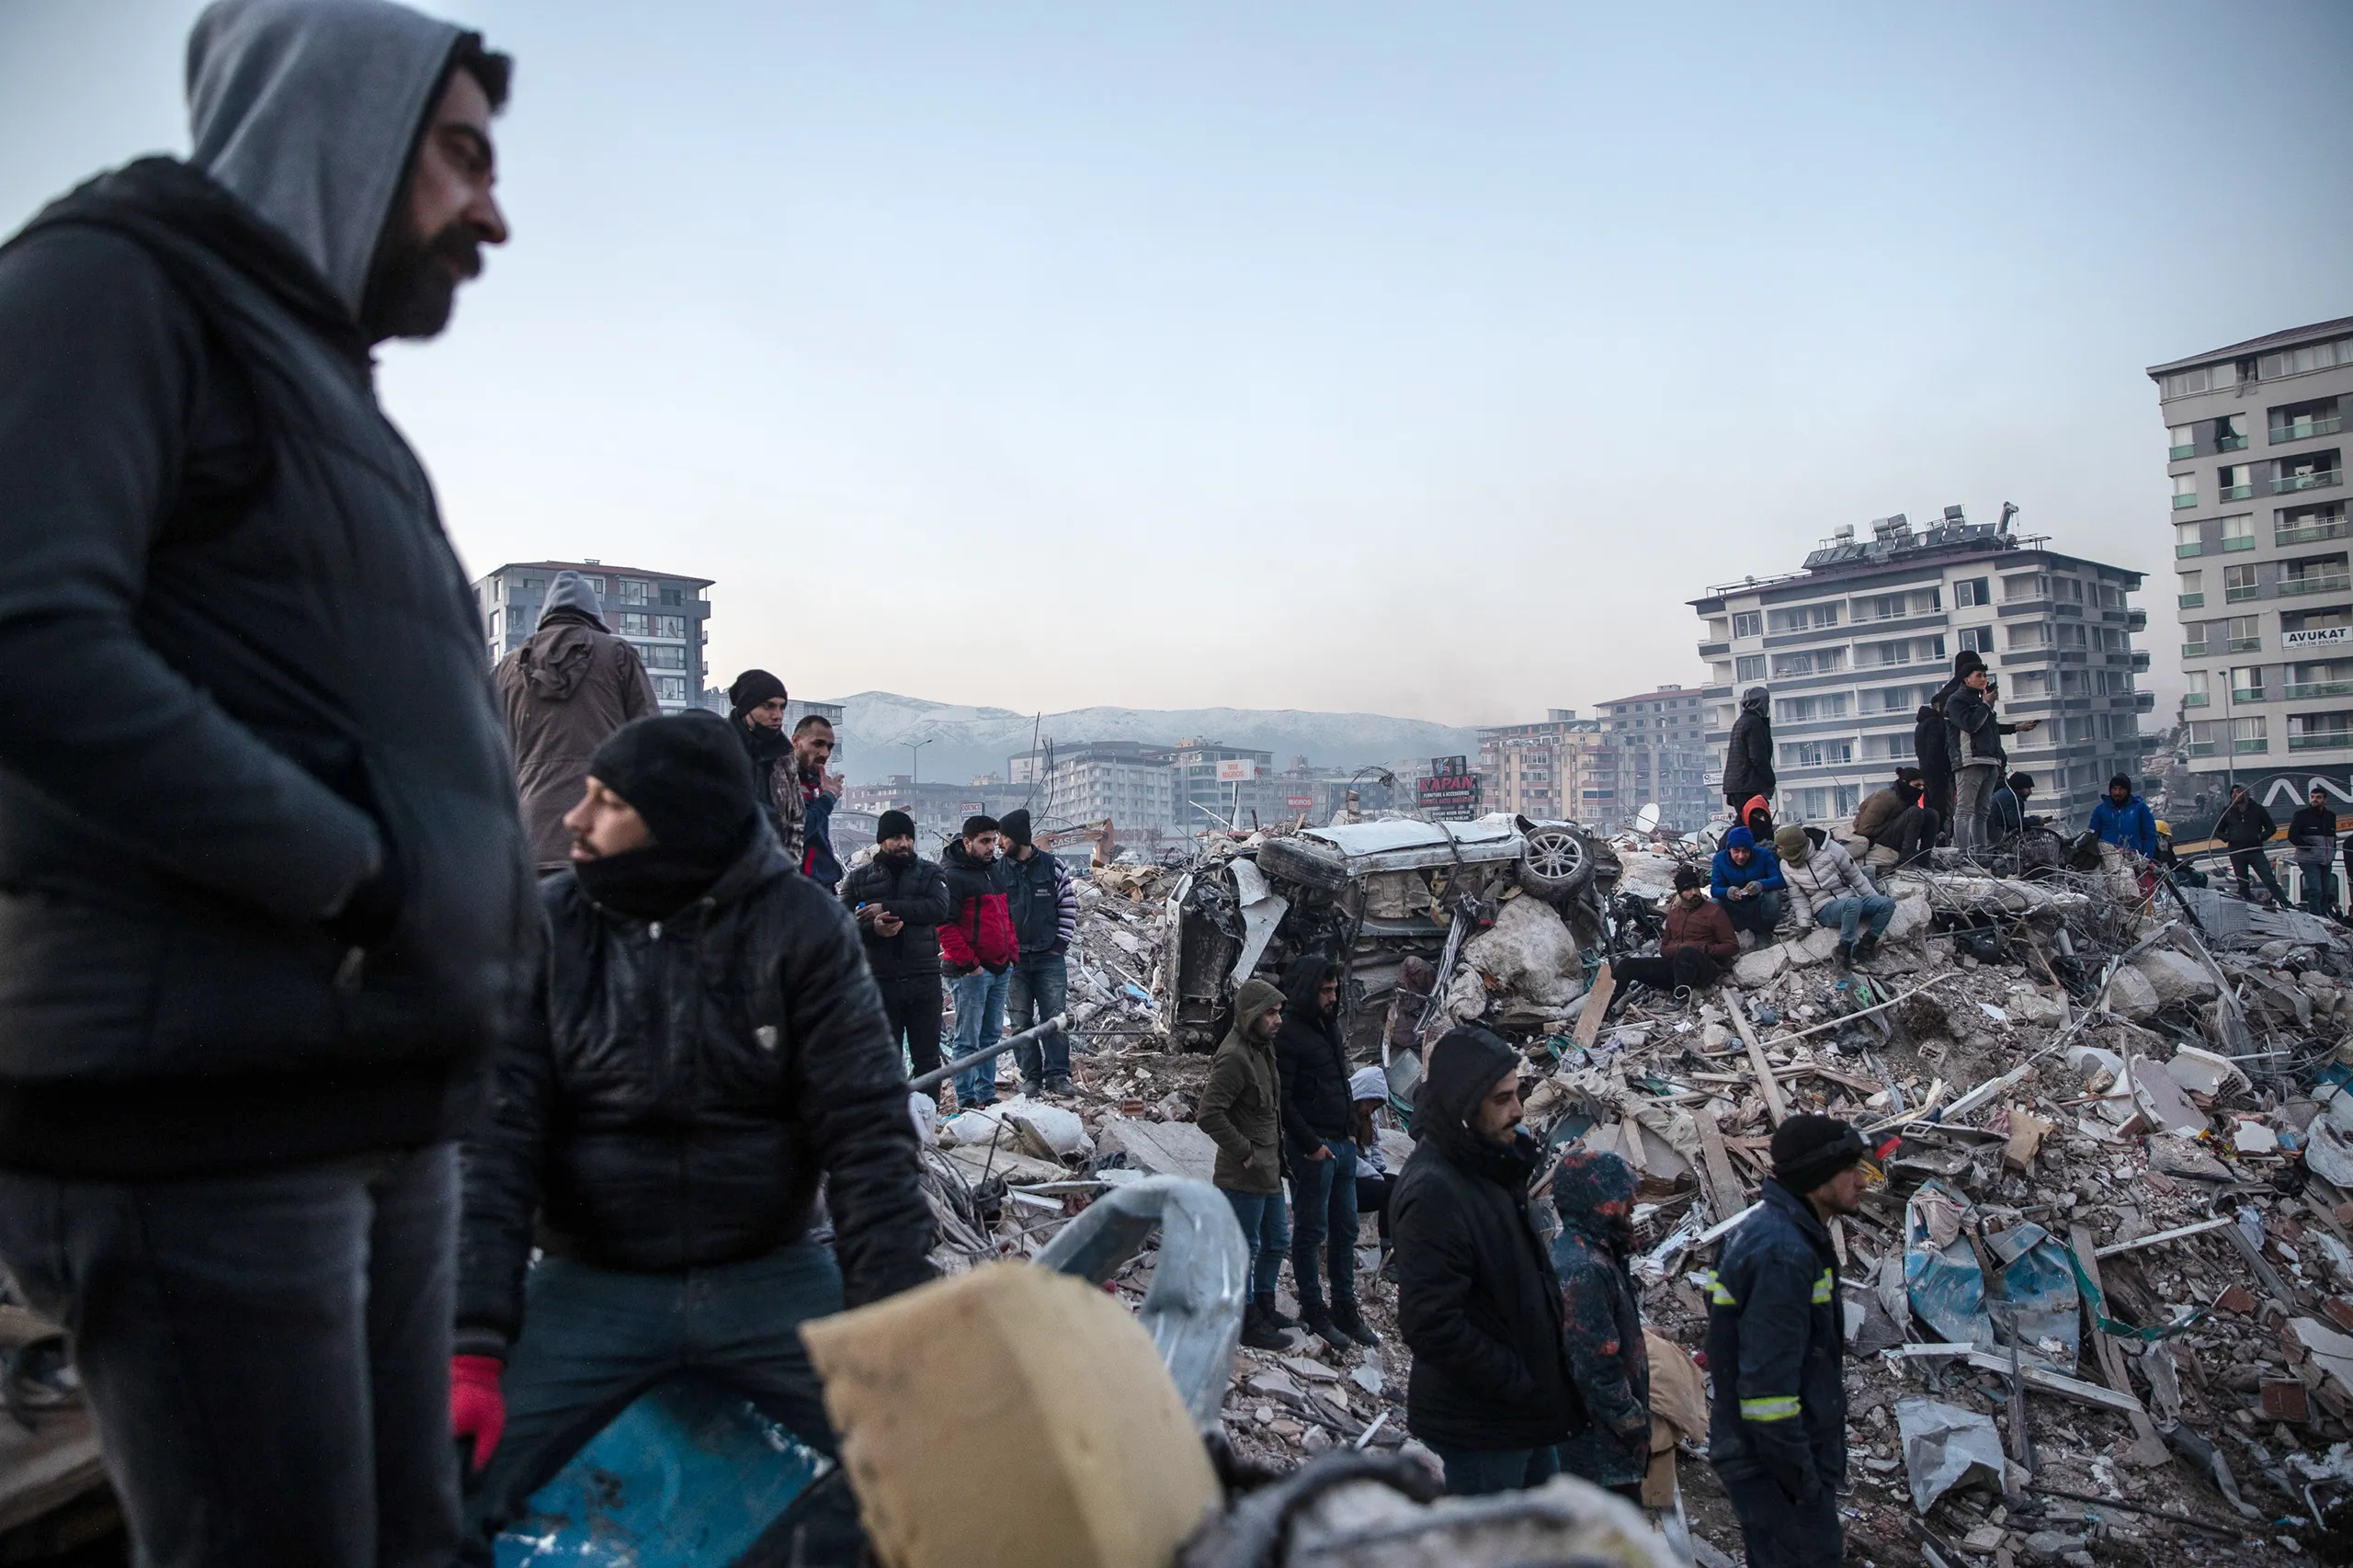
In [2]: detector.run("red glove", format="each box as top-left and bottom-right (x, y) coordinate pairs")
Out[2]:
(449, 1354), (506, 1473)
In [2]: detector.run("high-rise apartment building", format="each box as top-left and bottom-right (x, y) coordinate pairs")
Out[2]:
(1473, 712), (1620, 823)
(2148, 318), (2353, 814)
(472, 560), (712, 712)
(1593, 686), (1716, 831)
(1691, 509), (2151, 827)
(1008, 742), (1180, 838)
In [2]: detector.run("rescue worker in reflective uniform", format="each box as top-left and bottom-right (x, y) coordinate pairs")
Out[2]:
(1705, 1114), (1868, 1567)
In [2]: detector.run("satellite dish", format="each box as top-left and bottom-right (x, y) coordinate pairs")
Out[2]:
(1634, 802), (1662, 835)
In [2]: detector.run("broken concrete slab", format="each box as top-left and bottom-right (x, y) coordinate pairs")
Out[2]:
(2132, 948), (2219, 1006)
(1098, 1118), (1219, 1185)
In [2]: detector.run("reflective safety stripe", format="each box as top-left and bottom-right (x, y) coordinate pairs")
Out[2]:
(1703, 1271), (1738, 1306)
(1740, 1395), (1802, 1422)
(1812, 1268), (1835, 1304)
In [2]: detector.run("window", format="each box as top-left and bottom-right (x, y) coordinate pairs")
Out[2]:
(2224, 563), (2260, 602)
(583, 576), (608, 597)
(642, 644), (688, 669)
(617, 578), (652, 606)
(2178, 570), (2204, 608)
(2006, 621), (2051, 649)
(1853, 593), (1909, 622)
(1767, 604), (1839, 633)
(2168, 424), (2196, 460)
(2227, 615), (2262, 653)
(1781, 740), (1854, 768)
(1957, 627), (1995, 654)
(2219, 463), (2255, 501)
(2232, 665), (2267, 701)
(656, 615), (688, 639)
(659, 585), (685, 606)
(1954, 577), (1992, 608)
(1770, 649), (1845, 678)
(2222, 515), (2256, 551)
(2176, 521), (2204, 558)
(654, 676), (688, 703)
(2173, 474), (2199, 510)
(2060, 576), (2086, 603)
(2217, 414), (2249, 451)
(1731, 612), (1762, 640)
(1735, 654), (1764, 681)
(1774, 694), (1849, 722)
(2256, 336), (2353, 381)
(616, 611), (651, 636)
(2233, 715), (2268, 754)
(2010, 670), (2051, 698)
(2182, 672), (2209, 708)
(2160, 361), (2240, 400)
(485, 608), (500, 641)
(2056, 622), (2088, 649)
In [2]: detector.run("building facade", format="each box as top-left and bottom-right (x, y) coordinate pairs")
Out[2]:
(1593, 687), (1716, 832)
(1472, 712), (1622, 824)
(1165, 740), (1279, 834)
(2149, 318), (2353, 818)
(474, 560), (712, 712)
(1691, 509), (2152, 828)
(1008, 742), (1180, 840)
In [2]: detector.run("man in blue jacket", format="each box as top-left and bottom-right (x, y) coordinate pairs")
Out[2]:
(1707, 1114), (1868, 1568)
(1710, 825), (1785, 938)
(2087, 774), (2156, 858)
(997, 809), (1078, 1097)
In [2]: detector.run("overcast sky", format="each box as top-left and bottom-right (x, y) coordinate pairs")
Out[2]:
(6, 1), (2348, 725)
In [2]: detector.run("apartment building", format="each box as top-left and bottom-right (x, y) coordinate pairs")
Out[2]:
(473, 559), (712, 712)
(1593, 686), (1716, 831)
(1473, 712), (1621, 823)
(1165, 740), (1279, 833)
(1008, 742), (1180, 838)
(844, 776), (1029, 847)
(2149, 318), (2353, 814)
(1691, 509), (2151, 828)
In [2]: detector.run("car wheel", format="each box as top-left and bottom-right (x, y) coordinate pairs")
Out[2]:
(1518, 822), (1596, 897)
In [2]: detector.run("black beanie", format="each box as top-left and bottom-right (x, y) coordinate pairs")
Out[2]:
(727, 668), (786, 722)
(1000, 808), (1034, 847)
(1673, 865), (1705, 892)
(1771, 1113), (1867, 1194)
(1953, 649), (1986, 678)
(588, 711), (757, 858)
(876, 809), (915, 843)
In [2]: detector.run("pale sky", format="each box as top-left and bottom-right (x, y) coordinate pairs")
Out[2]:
(6, 1), (2348, 725)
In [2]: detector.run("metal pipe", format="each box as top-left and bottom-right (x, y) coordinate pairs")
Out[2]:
(907, 1013), (1070, 1094)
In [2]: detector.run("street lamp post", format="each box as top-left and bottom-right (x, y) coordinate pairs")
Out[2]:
(905, 737), (932, 787)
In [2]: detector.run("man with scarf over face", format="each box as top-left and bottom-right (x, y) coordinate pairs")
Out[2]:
(450, 711), (935, 1561)
(1275, 954), (1378, 1350)
(1391, 1027), (1578, 1494)
(728, 667), (796, 846)
(1549, 1150), (1652, 1501)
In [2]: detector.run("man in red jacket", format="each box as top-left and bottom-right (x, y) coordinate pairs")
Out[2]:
(938, 815), (1017, 1108)
(1607, 866), (1739, 994)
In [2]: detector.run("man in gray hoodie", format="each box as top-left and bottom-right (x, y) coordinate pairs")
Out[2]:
(0, 4), (521, 1562)
(495, 571), (659, 871)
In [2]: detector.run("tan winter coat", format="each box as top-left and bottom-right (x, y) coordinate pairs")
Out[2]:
(495, 615), (658, 869)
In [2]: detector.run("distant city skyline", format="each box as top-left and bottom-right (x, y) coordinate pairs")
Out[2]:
(5, 1), (2347, 726)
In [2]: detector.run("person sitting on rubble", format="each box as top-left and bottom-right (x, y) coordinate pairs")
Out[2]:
(1774, 825), (1894, 967)
(1722, 687), (1776, 821)
(940, 814), (1018, 1108)
(1275, 956), (1380, 1351)
(1986, 770), (2038, 846)
(840, 809), (954, 1086)
(1198, 978), (1296, 1352)
(2212, 783), (2287, 907)
(2151, 819), (2208, 888)
(1851, 767), (1938, 866)
(1392, 1027), (1577, 1496)
(1549, 1149), (1651, 1506)
(1736, 793), (1776, 842)
(1707, 1114), (1867, 1568)
(2289, 784), (2339, 916)
(1609, 865), (1738, 994)
(1350, 1066), (1400, 1278)
(2088, 773), (2156, 859)
(450, 712), (936, 1560)
(1710, 825), (1785, 939)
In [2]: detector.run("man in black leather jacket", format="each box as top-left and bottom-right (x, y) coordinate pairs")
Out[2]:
(450, 712), (935, 1558)
(839, 809), (953, 1082)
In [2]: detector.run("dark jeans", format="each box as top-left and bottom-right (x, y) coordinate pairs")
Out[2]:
(1437, 1443), (1561, 1496)
(460, 1240), (843, 1563)
(1611, 948), (1721, 992)
(1722, 889), (1781, 935)
(1006, 952), (1071, 1083)
(879, 973), (944, 1078)
(1870, 802), (1940, 861)
(2230, 848), (2286, 903)
(1287, 1137), (1358, 1310)
(1721, 1474), (1843, 1568)
(0, 1145), (460, 1568)
(1924, 773), (1955, 845)
(2298, 859), (2337, 915)
(1356, 1168), (1394, 1242)
(1222, 1186), (1290, 1298)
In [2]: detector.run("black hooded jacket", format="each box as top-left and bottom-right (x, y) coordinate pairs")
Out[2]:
(1390, 1027), (1579, 1450)
(0, 138), (535, 1166)
(457, 829), (936, 1355)
(1723, 687), (1776, 801)
(1273, 956), (1353, 1146)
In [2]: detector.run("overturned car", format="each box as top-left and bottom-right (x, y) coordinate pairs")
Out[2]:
(1158, 814), (1620, 1055)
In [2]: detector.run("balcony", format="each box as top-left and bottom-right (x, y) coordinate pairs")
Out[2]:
(2172, 493), (2200, 510)
(2280, 572), (2352, 597)
(2178, 592), (2205, 608)
(2227, 636), (2263, 653)
(2131, 650), (2151, 671)
(2225, 582), (2261, 602)
(2219, 432), (2250, 452)
(2236, 738), (2270, 755)
(2276, 517), (2347, 547)
(2221, 533), (2256, 551)
(2188, 740), (2217, 756)
(2222, 483), (2255, 501)
(2285, 681), (2353, 699)
(2170, 443), (2196, 460)
(2183, 691), (2211, 707)
(2290, 732), (2353, 752)
(2126, 608), (2148, 631)
(2233, 687), (2267, 703)
(2135, 691), (2156, 711)
(2176, 540), (2205, 558)
(2273, 416), (2342, 444)
(2182, 641), (2211, 657)
(2274, 467), (2344, 494)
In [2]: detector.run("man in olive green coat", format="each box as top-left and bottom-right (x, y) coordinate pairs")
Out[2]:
(1198, 977), (1292, 1349)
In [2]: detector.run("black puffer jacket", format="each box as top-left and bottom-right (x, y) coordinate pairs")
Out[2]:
(1274, 956), (1353, 1147)
(1392, 1027), (1578, 1451)
(1722, 687), (1776, 801)
(457, 833), (936, 1352)
(0, 159), (533, 1177)
(838, 851), (952, 983)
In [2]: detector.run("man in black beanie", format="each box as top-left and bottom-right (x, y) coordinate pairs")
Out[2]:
(449, 711), (936, 1559)
(727, 666), (792, 840)
(1390, 1027), (1577, 1494)
(839, 808), (952, 1085)
(1705, 1112), (1868, 1568)
(996, 808), (1077, 1097)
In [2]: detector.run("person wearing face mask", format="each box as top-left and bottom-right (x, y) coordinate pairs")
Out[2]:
(728, 668), (793, 841)
(1549, 1149), (1651, 1503)
(839, 810), (952, 1083)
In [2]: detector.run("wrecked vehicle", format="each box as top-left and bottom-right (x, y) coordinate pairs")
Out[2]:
(1158, 815), (1620, 1055)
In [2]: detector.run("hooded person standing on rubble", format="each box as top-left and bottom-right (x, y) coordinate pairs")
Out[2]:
(1944, 663), (2037, 855)
(450, 712), (936, 1560)
(1707, 1114), (1867, 1568)
(496, 571), (659, 871)
(1722, 687), (1776, 819)
(1392, 1026), (1577, 1495)
(1549, 1149), (1651, 1504)
(0, 4), (534, 1561)
(1275, 955), (1379, 1352)
(1916, 649), (1982, 845)
(2212, 781), (2287, 907)
(1197, 978), (1296, 1352)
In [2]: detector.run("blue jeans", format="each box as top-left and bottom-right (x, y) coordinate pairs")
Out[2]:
(949, 968), (1010, 1106)
(1006, 953), (1070, 1084)
(1287, 1137), (1359, 1310)
(1813, 893), (1895, 943)
(1222, 1187), (1290, 1299)
(0, 1146), (460, 1568)
(1722, 888), (1781, 935)
(1436, 1444), (1561, 1496)
(460, 1240), (844, 1562)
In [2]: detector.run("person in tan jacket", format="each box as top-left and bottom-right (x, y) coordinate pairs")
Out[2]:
(1197, 977), (1292, 1348)
(495, 572), (658, 870)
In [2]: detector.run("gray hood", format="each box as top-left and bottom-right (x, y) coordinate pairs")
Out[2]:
(538, 571), (608, 631)
(1741, 686), (1770, 715)
(187, 0), (466, 316)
